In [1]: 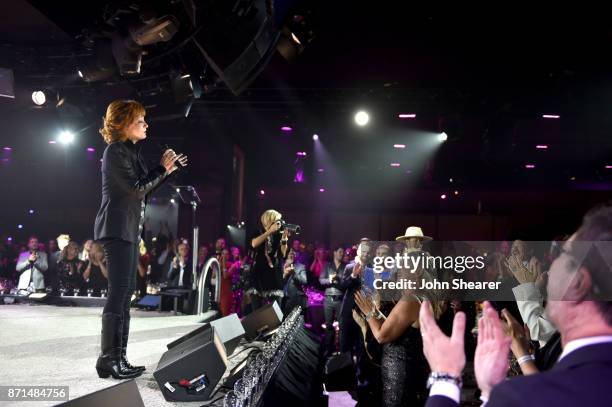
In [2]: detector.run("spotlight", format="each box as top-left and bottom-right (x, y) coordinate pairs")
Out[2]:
(398, 114), (416, 119)
(176, 188), (180, 193)
(536, 145), (548, 149)
(77, 70), (84, 78)
(58, 130), (75, 145)
(3, 147), (11, 151)
(440, 194), (447, 200)
(317, 168), (324, 173)
(32, 91), (46, 106)
(28, 209), (34, 214)
(259, 189), (265, 196)
(296, 151), (307, 157)
(449, 178), (453, 183)
(319, 188), (325, 192)
(18, 224), (23, 229)
(542, 114), (560, 119)
(525, 164), (536, 169)
(312, 134), (319, 141)
(454, 191), (459, 196)
(49, 140), (57, 144)
(437, 132), (448, 142)
(170, 198), (176, 204)
(393, 144), (405, 149)
(390, 163), (401, 167)
(86, 147), (95, 152)
(355, 111), (370, 126)
(281, 126), (293, 132)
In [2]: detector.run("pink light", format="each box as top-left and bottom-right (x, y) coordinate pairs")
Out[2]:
(390, 163), (401, 167)
(86, 147), (95, 152)
(259, 189), (265, 195)
(536, 145), (548, 149)
(281, 126), (293, 132)
(393, 144), (406, 149)
(525, 164), (536, 169)
(440, 194), (447, 199)
(542, 114), (560, 119)
(317, 168), (325, 173)
(3, 147), (11, 151)
(319, 188), (325, 192)
(605, 165), (612, 169)
(296, 151), (307, 157)
(49, 140), (56, 144)
(398, 114), (416, 119)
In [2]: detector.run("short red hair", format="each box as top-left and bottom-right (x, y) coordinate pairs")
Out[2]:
(99, 100), (146, 144)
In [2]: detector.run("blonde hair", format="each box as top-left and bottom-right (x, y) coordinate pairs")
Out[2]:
(99, 100), (146, 144)
(261, 209), (282, 228)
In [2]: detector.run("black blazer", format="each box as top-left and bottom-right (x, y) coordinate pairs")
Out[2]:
(425, 342), (612, 407)
(94, 140), (167, 243)
(338, 262), (362, 320)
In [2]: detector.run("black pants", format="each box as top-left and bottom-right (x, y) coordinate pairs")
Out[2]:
(101, 239), (139, 316)
(323, 297), (342, 355)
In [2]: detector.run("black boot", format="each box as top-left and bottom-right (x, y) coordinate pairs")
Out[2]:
(96, 313), (142, 379)
(121, 313), (145, 374)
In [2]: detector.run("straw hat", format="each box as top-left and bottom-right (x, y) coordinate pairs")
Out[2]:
(395, 226), (432, 242)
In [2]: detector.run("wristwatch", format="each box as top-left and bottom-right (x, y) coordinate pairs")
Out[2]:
(426, 372), (462, 389)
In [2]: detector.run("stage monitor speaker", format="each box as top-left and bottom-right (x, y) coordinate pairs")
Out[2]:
(55, 379), (144, 407)
(192, 0), (281, 95)
(210, 313), (245, 355)
(241, 301), (283, 340)
(167, 314), (245, 356)
(154, 324), (228, 402)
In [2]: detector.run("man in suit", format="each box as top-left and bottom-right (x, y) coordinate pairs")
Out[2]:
(16, 236), (48, 291)
(420, 203), (612, 406)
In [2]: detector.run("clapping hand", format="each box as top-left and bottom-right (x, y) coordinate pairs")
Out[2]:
(474, 302), (512, 399)
(354, 290), (375, 317)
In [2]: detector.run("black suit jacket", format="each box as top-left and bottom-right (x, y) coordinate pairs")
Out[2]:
(425, 342), (612, 407)
(94, 140), (167, 243)
(339, 262), (362, 320)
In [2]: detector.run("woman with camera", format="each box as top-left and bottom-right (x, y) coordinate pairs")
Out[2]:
(247, 209), (290, 311)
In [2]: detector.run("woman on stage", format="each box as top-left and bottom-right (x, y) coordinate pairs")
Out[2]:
(94, 100), (187, 379)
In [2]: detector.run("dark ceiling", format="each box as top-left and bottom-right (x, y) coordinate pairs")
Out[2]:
(1, 1), (612, 191)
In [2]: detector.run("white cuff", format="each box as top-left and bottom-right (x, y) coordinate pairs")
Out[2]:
(429, 381), (460, 404)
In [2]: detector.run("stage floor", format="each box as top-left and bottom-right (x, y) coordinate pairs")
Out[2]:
(0, 303), (217, 406)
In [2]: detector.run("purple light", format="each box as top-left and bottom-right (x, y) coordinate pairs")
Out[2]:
(296, 151), (307, 157)
(606, 165), (612, 169)
(542, 114), (560, 119)
(319, 187), (325, 192)
(259, 189), (265, 196)
(17, 224), (23, 229)
(312, 134), (319, 140)
(3, 147), (11, 151)
(281, 126), (293, 132)
(294, 169), (304, 183)
(536, 145), (548, 149)
(393, 144), (406, 149)
(317, 168), (325, 173)
(525, 164), (536, 169)
(7, 237), (12, 242)
(86, 147), (95, 152)
(390, 163), (401, 167)
(398, 114), (416, 119)
(49, 140), (57, 144)
(440, 194), (447, 199)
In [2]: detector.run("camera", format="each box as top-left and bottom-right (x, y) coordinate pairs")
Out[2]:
(276, 220), (301, 234)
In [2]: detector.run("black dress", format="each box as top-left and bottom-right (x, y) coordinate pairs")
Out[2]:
(57, 258), (86, 295)
(379, 302), (429, 407)
(246, 230), (285, 299)
(85, 263), (108, 295)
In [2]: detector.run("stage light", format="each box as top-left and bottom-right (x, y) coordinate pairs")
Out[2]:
(536, 145), (548, 149)
(437, 132), (448, 142)
(440, 194), (447, 200)
(449, 178), (453, 183)
(398, 114), (416, 119)
(393, 144), (405, 149)
(58, 130), (75, 145)
(281, 126), (293, 132)
(355, 111), (370, 126)
(542, 114), (560, 119)
(291, 33), (301, 45)
(259, 189), (265, 196)
(18, 224), (23, 229)
(454, 190), (459, 196)
(312, 134), (319, 140)
(390, 163), (400, 167)
(525, 164), (536, 169)
(296, 151), (307, 157)
(78, 70), (84, 78)
(606, 165), (612, 169)
(86, 147), (95, 152)
(319, 188), (325, 192)
(32, 91), (46, 105)
(317, 168), (325, 173)
(7, 237), (12, 242)
(49, 140), (57, 144)
(28, 209), (34, 214)
(3, 147), (11, 151)
(176, 188), (180, 193)
(170, 198), (176, 204)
